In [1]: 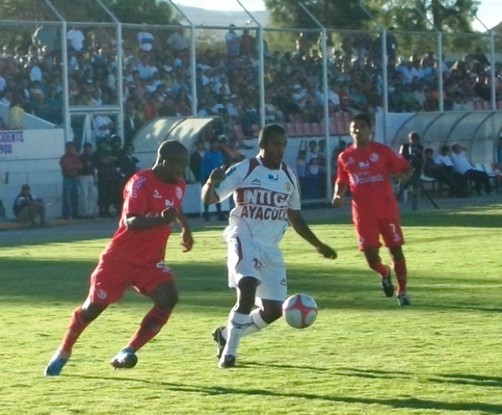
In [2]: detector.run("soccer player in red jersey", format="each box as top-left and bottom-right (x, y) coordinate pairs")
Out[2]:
(45, 140), (194, 376)
(332, 113), (412, 306)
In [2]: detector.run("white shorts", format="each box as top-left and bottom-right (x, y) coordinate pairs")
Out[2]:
(225, 233), (287, 302)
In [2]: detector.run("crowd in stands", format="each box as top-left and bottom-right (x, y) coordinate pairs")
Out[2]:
(1, 23), (501, 212)
(0, 24), (501, 139)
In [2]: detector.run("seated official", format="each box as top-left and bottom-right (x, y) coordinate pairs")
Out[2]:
(423, 148), (467, 197)
(12, 184), (47, 226)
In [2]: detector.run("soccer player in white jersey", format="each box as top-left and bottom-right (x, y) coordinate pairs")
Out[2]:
(202, 123), (337, 368)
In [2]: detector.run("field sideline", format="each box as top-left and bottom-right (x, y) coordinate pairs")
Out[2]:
(0, 200), (501, 415)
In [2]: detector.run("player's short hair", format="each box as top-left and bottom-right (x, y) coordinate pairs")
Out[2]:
(157, 139), (188, 162)
(351, 112), (372, 127)
(258, 124), (286, 148)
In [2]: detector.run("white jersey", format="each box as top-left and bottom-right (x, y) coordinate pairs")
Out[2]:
(214, 156), (301, 247)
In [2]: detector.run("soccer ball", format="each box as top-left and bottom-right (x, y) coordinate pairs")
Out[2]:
(282, 293), (318, 329)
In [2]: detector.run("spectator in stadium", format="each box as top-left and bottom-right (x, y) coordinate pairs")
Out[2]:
(166, 28), (188, 53)
(79, 142), (97, 218)
(202, 123), (336, 368)
(332, 113), (412, 307)
(189, 139), (205, 183)
(95, 137), (118, 218)
(295, 32), (311, 60)
(7, 96), (25, 130)
(67, 26), (85, 54)
(225, 25), (241, 57)
(115, 142), (140, 212)
(94, 114), (114, 139)
(240, 29), (255, 56)
(202, 136), (226, 221)
(123, 100), (143, 144)
(44, 140), (194, 376)
(12, 184), (46, 227)
(59, 141), (82, 220)
(137, 26), (155, 54)
(450, 143), (492, 195)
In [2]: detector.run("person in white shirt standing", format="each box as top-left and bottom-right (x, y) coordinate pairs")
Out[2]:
(201, 124), (337, 369)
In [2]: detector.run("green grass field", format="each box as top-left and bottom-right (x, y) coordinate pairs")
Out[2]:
(0, 204), (501, 415)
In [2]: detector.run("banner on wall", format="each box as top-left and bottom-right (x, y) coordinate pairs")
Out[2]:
(0, 129), (64, 160)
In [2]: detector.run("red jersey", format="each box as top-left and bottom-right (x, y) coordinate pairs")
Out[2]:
(336, 141), (410, 219)
(100, 169), (186, 265)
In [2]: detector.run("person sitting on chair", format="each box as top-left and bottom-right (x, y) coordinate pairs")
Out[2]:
(12, 184), (47, 227)
(423, 148), (466, 197)
(450, 144), (491, 196)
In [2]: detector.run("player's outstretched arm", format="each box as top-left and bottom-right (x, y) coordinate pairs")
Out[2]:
(201, 166), (226, 205)
(288, 209), (337, 259)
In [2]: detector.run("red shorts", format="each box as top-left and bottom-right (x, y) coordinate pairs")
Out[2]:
(354, 215), (405, 250)
(88, 259), (176, 305)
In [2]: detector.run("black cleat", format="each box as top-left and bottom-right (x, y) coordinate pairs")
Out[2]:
(212, 326), (226, 359)
(110, 349), (138, 369)
(218, 355), (236, 369)
(397, 293), (411, 306)
(381, 268), (395, 298)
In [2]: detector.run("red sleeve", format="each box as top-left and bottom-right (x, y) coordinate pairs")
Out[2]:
(388, 147), (411, 174)
(336, 154), (349, 185)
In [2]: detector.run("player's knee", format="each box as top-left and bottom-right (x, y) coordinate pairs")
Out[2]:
(262, 304), (282, 323)
(150, 282), (178, 309)
(80, 302), (106, 322)
(156, 290), (178, 309)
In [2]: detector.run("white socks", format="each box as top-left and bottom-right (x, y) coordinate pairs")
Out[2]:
(220, 309), (270, 358)
(221, 310), (250, 358)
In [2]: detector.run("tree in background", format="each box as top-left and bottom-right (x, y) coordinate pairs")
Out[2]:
(265, 0), (479, 33)
(0, 0), (175, 25)
(372, 0), (479, 33)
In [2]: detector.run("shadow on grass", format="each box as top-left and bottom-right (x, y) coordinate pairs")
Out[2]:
(71, 373), (502, 413)
(430, 373), (502, 388)
(1, 257), (499, 313)
(400, 205), (502, 228)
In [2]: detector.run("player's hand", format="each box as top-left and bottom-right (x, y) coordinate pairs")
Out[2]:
(208, 166), (226, 185)
(161, 207), (178, 224)
(332, 195), (343, 208)
(316, 243), (337, 259)
(181, 229), (194, 252)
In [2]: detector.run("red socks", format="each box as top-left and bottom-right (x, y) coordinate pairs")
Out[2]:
(128, 305), (172, 351)
(369, 261), (390, 278)
(60, 307), (90, 354)
(393, 259), (408, 293)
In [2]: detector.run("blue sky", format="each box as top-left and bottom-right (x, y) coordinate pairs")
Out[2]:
(174, 0), (501, 32)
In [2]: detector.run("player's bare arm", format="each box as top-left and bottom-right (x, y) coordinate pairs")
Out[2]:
(201, 166), (226, 205)
(175, 208), (194, 252)
(125, 206), (179, 230)
(287, 209), (337, 259)
(332, 182), (348, 208)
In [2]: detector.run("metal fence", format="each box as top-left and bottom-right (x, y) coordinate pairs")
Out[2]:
(0, 0), (501, 219)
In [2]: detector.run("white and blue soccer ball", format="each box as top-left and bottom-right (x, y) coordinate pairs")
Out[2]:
(282, 293), (318, 329)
